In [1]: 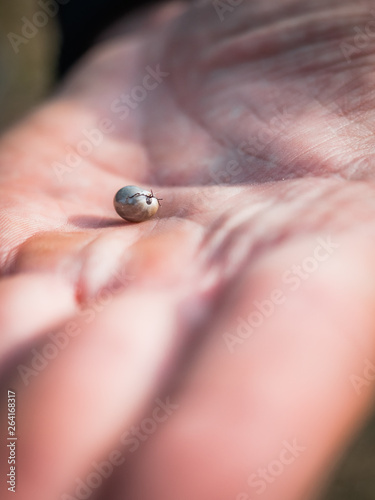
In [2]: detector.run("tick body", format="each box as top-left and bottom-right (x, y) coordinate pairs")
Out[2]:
(114, 185), (162, 223)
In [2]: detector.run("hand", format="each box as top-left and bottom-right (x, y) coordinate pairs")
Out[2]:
(1, 1), (375, 499)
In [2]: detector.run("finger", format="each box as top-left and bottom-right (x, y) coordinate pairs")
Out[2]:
(0, 285), (189, 500)
(0, 273), (76, 360)
(112, 234), (375, 500)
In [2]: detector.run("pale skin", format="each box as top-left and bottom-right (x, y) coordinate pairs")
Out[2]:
(1, 1), (375, 499)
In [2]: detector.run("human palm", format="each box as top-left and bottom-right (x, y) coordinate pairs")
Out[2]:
(1, 1), (375, 499)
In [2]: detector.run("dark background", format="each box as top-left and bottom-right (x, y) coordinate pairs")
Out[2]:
(0, 0), (163, 130)
(57, 0), (159, 75)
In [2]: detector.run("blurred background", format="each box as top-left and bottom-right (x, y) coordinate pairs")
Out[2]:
(0, 0), (154, 131)
(0, 1), (374, 498)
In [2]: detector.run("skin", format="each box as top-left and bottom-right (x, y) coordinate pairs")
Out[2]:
(1, 0), (375, 499)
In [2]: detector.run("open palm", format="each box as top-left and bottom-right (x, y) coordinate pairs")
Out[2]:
(1, 1), (375, 499)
